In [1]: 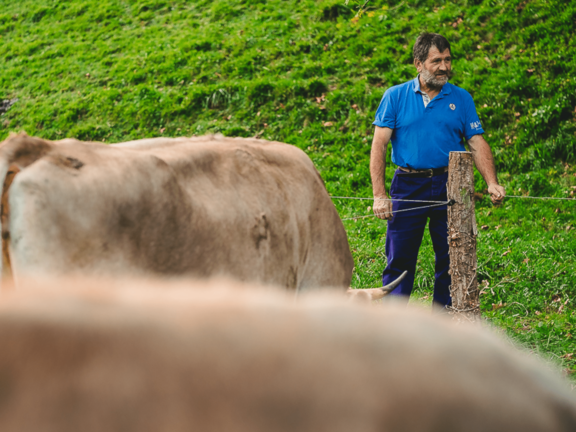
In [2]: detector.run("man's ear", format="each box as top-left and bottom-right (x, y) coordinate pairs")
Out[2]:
(414, 58), (422, 73)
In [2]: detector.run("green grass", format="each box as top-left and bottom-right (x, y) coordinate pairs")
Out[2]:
(344, 165), (576, 378)
(0, 0), (575, 377)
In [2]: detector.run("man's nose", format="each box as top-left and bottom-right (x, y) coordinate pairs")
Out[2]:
(439, 61), (448, 70)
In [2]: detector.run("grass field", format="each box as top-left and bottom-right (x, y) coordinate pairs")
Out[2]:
(1, 0), (575, 377)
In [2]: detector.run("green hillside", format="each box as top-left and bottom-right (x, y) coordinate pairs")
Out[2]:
(1, 0), (575, 376)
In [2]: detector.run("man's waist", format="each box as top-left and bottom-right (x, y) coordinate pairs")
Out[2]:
(397, 166), (448, 177)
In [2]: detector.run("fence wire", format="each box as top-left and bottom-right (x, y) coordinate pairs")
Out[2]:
(504, 195), (576, 201)
(340, 202), (449, 221)
(331, 194), (575, 221)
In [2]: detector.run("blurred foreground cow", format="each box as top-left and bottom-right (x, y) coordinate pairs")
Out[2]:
(0, 133), (353, 291)
(0, 278), (575, 432)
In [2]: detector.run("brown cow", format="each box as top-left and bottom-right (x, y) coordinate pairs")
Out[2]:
(0, 133), (354, 292)
(0, 277), (575, 432)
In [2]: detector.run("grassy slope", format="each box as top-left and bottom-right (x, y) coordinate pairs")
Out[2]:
(0, 0), (575, 375)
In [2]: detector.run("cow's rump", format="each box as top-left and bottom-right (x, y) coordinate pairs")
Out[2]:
(0, 133), (353, 290)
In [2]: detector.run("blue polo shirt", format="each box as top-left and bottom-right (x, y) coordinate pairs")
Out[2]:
(373, 77), (484, 169)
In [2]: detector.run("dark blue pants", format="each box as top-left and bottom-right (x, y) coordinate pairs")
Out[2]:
(382, 169), (451, 306)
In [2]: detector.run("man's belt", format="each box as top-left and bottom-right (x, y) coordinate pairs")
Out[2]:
(398, 166), (448, 177)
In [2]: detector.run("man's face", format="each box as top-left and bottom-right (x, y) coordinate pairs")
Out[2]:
(415, 46), (452, 89)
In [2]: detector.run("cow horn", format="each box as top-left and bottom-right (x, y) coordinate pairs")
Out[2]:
(346, 270), (408, 302)
(382, 270), (408, 294)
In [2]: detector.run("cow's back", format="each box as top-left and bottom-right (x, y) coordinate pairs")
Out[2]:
(0, 278), (575, 432)
(0, 134), (353, 290)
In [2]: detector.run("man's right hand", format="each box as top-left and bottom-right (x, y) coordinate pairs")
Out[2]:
(373, 196), (393, 220)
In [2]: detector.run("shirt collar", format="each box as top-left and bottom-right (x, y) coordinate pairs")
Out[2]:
(412, 76), (422, 93)
(412, 75), (452, 96)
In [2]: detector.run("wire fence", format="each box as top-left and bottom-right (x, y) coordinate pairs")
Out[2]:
(331, 194), (576, 221)
(339, 201), (449, 221)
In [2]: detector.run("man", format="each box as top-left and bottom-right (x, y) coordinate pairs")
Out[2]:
(370, 33), (505, 308)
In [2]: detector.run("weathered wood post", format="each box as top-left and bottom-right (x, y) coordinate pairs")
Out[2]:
(447, 151), (480, 322)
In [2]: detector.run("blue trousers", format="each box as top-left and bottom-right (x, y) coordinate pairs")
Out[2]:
(382, 169), (451, 306)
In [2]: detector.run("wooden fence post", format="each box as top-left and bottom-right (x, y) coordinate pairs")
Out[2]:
(447, 151), (480, 322)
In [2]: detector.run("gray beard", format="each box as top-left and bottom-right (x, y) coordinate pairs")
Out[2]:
(420, 67), (451, 90)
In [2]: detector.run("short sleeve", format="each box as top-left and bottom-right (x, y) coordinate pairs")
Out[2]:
(372, 88), (396, 128)
(463, 91), (485, 139)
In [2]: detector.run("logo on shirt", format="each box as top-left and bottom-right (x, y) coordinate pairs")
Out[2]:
(449, 104), (456, 110)
(470, 121), (482, 130)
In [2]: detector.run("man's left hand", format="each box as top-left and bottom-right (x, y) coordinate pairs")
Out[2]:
(487, 183), (506, 205)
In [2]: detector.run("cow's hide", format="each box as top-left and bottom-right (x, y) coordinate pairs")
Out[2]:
(0, 133), (353, 291)
(0, 278), (575, 432)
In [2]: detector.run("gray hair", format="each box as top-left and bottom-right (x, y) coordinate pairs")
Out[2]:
(413, 33), (451, 63)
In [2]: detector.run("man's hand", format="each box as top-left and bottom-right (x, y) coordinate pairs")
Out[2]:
(467, 135), (505, 206)
(373, 196), (393, 220)
(487, 183), (506, 206)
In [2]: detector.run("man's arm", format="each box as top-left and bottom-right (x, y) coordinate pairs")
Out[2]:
(467, 134), (506, 205)
(371, 126), (394, 220)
